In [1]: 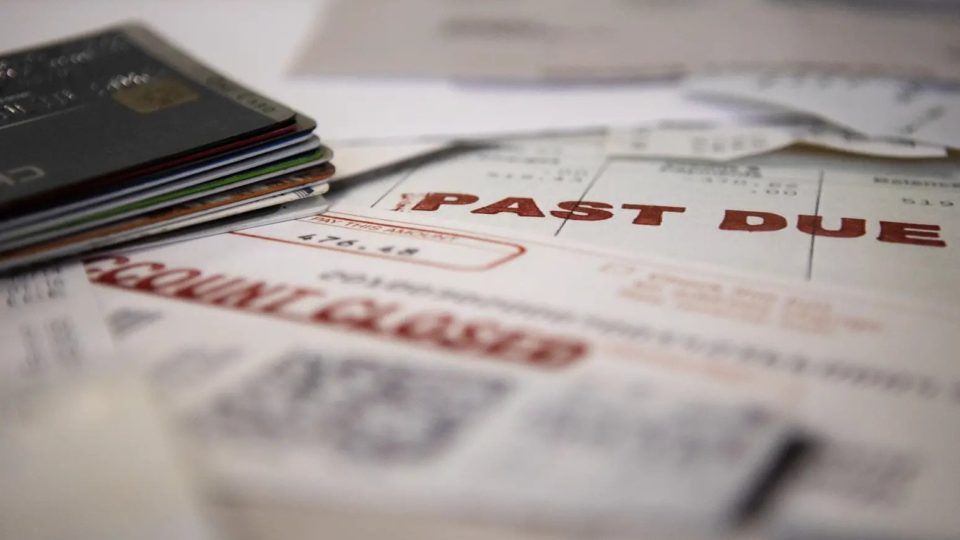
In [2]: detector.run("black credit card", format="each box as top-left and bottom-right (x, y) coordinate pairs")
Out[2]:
(0, 23), (300, 212)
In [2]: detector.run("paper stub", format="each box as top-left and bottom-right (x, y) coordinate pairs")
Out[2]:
(606, 125), (948, 162)
(433, 376), (799, 535)
(184, 349), (797, 536)
(0, 376), (220, 540)
(116, 346), (796, 537)
(686, 73), (960, 149)
(0, 262), (114, 388)
(770, 439), (950, 540)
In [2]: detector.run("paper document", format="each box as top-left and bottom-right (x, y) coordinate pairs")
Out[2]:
(299, 0), (960, 82)
(329, 143), (960, 305)
(0, 262), (114, 387)
(85, 209), (960, 539)
(687, 73), (960, 149)
(332, 142), (453, 180)
(85, 227), (807, 535)
(607, 125), (948, 162)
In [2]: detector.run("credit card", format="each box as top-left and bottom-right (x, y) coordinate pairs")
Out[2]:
(0, 164), (335, 271)
(133, 181), (330, 239)
(97, 194), (332, 257)
(0, 23), (301, 211)
(0, 138), (327, 245)
(0, 124), (316, 230)
(0, 145), (332, 252)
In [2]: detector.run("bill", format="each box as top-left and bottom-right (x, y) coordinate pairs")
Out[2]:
(327, 141), (960, 305)
(85, 209), (960, 539)
(86, 237), (798, 536)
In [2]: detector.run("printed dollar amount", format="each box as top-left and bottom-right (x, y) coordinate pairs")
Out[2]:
(295, 234), (421, 256)
(232, 213), (526, 272)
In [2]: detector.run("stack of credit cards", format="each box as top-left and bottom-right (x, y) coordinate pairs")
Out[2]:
(0, 24), (335, 272)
